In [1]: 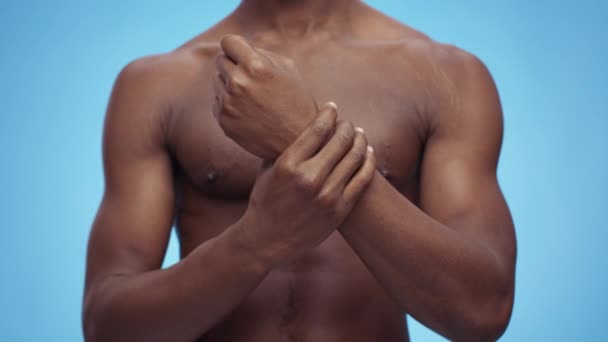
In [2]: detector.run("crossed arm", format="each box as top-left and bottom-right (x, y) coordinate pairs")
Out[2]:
(214, 36), (516, 341)
(83, 56), (374, 342)
(83, 38), (515, 342)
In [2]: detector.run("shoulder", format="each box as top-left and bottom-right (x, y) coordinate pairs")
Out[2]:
(385, 37), (498, 120)
(349, 2), (491, 88)
(414, 43), (503, 147)
(385, 36), (491, 87)
(354, 2), (490, 76)
(425, 43), (500, 124)
(427, 42), (494, 94)
(108, 43), (219, 121)
(104, 44), (219, 148)
(364, 34), (496, 116)
(348, 5), (492, 93)
(113, 44), (216, 106)
(372, 35), (500, 140)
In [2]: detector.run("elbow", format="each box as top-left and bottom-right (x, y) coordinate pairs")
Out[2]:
(457, 281), (514, 341)
(466, 300), (512, 341)
(82, 294), (100, 342)
(82, 284), (117, 342)
(82, 291), (106, 342)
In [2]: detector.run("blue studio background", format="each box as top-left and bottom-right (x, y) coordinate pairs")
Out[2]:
(1, 1), (606, 341)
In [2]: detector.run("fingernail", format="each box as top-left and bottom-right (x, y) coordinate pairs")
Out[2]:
(327, 101), (337, 109)
(355, 127), (365, 134)
(367, 145), (374, 154)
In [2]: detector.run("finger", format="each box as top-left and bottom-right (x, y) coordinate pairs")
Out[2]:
(220, 34), (258, 65)
(213, 73), (228, 99)
(281, 102), (338, 163)
(215, 53), (237, 81)
(212, 93), (220, 121)
(216, 54), (248, 94)
(322, 129), (368, 194)
(213, 73), (227, 96)
(255, 47), (280, 60)
(212, 73), (228, 120)
(306, 120), (356, 182)
(341, 146), (376, 209)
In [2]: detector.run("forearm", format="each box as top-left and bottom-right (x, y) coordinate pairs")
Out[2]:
(339, 174), (511, 341)
(83, 221), (271, 342)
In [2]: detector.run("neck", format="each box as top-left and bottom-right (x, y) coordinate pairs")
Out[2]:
(235, 0), (357, 37)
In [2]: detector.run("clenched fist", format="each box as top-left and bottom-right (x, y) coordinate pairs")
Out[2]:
(212, 34), (318, 160)
(236, 103), (376, 266)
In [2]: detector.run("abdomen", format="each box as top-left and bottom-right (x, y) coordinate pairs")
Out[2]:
(177, 185), (409, 342)
(180, 217), (409, 341)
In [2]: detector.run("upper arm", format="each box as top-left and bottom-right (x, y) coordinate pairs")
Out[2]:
(420, 46), (516, 272)
(85, 56), (176, 294)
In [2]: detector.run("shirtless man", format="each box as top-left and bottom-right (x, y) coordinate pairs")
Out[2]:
(83, 1), (516, 341)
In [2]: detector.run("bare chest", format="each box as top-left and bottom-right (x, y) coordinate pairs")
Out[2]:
(169, 54), (430, 203)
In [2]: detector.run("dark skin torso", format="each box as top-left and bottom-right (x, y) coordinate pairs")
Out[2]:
(174, 14), (429, 342)
(84, 2), (515, 341)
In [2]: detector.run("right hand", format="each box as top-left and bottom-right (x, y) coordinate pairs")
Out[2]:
(237, 102), (377, 266)
(213, 35), (319, 160)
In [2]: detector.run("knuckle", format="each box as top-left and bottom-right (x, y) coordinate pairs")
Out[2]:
(225, 78), (238, 93)
(311, 121), (330, 137)
(228, 75), (248, 93)
(221, 34), (237, 45)
(221, 94), (234, 112)
(247, 57), (267, 76)
(233, 35), (246, 43)
(294, 171), (320, 193)
(337, 131), (352, 144)
(355, 167), (375, 189)
(349, 138), (367, 163)
(316, 189), (338, 207)
(349, 148), (365, 163)
(224, 103), (238, 116)
(222, 35), (246, 50)
(335, 122), (355, 145)
(275, 158), (297, 177)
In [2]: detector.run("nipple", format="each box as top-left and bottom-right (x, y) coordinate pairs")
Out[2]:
(380, 164), (395, 184)
(206, 169), (219, 184)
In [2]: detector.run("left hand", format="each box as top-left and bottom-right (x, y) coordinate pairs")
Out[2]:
(212, 34), (319, 160)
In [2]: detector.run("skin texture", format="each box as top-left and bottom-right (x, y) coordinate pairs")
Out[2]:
(83, 1), (516, 341)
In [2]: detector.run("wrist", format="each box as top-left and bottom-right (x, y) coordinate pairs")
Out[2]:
(220, 216), (283, 272)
